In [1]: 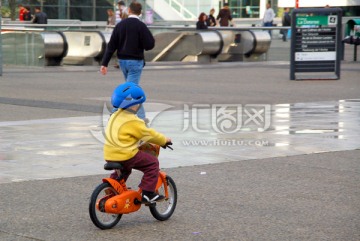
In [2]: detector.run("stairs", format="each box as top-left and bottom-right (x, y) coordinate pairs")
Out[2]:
(145, 0), (197, 20)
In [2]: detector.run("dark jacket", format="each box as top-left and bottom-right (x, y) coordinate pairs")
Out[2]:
(216, 8), (232, 27)
(282, 12), (291, 26)
(23, 11), (32, 21)
(101, 17), (155, 67)
(32, 12), (47, 24)
(196, 21), (208, 30)
(207, 14), (216, 27)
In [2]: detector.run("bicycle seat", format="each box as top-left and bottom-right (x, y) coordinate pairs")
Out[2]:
(104, 162), (124, 171)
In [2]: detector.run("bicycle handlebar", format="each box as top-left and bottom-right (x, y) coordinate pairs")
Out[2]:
(162, 141), (173, 150)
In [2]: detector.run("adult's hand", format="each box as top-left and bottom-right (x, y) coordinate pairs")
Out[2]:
(100, 66), (108, 75)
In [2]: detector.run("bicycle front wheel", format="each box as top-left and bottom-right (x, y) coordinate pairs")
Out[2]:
(89, 182), (122, 229)
(150, 175), (177, 221)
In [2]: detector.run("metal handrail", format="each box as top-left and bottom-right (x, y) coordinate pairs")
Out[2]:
(1, 23), (105, 29)
(148, 26), (292, 31)
(1, 23), (292, 32)
(152, 33), (186, 62)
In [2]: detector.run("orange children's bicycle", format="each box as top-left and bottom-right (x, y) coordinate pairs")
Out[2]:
(89, 142), (177, 230)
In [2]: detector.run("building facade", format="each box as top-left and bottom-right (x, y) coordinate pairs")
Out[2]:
(278, 0), (360, 16)
(5, 0), (360, 21)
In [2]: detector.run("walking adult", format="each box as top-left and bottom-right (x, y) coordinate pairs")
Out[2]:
(100, 2), (155, 122)
(262, 2), (275, 37)
(281, 8), (291, 41)
(207, 8), (216, 27)
(32, 6), (47, 24)
(107, 9), (116, 26)
(116, 0), (128, 24)
(216, 3), (233, 27)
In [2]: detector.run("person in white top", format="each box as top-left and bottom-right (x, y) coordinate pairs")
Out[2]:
(262, 2), (276, 37)
(115, 0), (128, 24)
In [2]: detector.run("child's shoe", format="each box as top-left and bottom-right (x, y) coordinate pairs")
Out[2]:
(142, 191), (165, 204)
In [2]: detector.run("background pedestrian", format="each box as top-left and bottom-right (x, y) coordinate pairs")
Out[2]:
(281, 8), (291, 41)
(196, 12), (208, 30)
(262, 2), (275, 37)
(207, 8), (216, 27)
(216, 3), (233, 27)
(32, 6), (47, 24)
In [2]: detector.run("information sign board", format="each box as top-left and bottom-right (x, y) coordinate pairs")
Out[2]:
(290, 8), (342, 80)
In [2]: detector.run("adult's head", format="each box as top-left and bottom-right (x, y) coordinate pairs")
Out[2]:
(34, 6), (41, 13)
(107, 9), (114, 16)
(198, 12), (207, 22)
(118, 1), (126, 7)
(210, 8), (215, 15)
(266, 2), (271, 9)
(128, 2), (142, 15)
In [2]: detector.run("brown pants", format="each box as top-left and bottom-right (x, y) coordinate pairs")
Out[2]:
(109, 151), (159, 192)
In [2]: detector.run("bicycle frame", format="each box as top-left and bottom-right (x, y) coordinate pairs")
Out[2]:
(97, 170), (169, 214)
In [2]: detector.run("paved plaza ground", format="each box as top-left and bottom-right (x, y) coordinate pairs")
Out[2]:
(0, 39), (359, 240)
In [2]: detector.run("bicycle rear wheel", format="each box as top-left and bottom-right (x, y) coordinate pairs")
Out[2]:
(89, 182), (122, 229)
(150, 176), (177, 221)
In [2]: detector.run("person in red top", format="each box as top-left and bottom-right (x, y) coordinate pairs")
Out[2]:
(18, 4), (26, 21)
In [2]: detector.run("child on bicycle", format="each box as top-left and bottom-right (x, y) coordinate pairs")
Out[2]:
(104, 82), (171, 204)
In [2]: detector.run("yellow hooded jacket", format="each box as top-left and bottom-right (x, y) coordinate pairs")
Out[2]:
(104, 109), (167, 161)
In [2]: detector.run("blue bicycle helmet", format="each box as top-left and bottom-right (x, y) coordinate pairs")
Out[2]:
(111, 82), (146, 109)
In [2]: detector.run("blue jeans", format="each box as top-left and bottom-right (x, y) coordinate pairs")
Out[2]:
(118, 59), (146, 119)
(282, 29), (288, 41)
(264, 21), (273, 37)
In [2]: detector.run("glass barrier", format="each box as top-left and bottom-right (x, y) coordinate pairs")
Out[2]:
(2, 31), (45, 67)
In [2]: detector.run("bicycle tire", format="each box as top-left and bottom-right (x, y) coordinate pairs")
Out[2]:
(89, 182), (122, 229)
(150, 176), (177, 221)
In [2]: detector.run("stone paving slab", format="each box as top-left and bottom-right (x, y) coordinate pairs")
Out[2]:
(0, 150), (359, 241)
(0, 59), (359, 240)
(0, 99), (359, 184)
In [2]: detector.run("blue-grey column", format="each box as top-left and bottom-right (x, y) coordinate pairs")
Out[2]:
(58, 0), (67, 19)
(0, 1), (2, 76)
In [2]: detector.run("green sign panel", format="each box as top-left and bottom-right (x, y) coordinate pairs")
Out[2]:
(296, 16), (329, 26)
